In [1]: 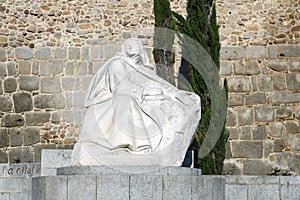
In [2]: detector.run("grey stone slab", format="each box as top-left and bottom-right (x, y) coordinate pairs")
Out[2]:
(81, 46), (89, 60)
(23, 127), (40, 146)
(57, 166), (201, 176)
(228, 77), (251, 92)
(281, 185), (300, 200)
(231, 141), (263, 158)
(32, 176), (67, 200)
(220, 46), (245, 60)
(69, 47), (80, 60)
(0, 129), (8, 148)
(246, 46), (266, 59)
(258, 76), (272, 91)
(103, 45), (117, 59)
(25, 112), (50, 126)
(270, 92), (300, 105)
(39, 61), (51, 76)
(15, 47), (33, 60)
(275, 152), (300, 175)
(290, 61), (300, 72)
(249, 185), (280, 200)
(41, 149), (72, 176)
(35, 47), (51, 59)
(252, 124), (267, 140)
(0, 178), (22, 192)
(13, 92), (33, 113)
(62, 109), (82, 124)
(33, 144), (56, 163)
(97, 174), (129, 200)
(254, 106), (274, 122)
(243, 160), (272, 175)
(277, 45), (300, 57)
(226, 108), (237, 127)
(67, 175), (96, 200)
(54, 48), (67, 59)
(76, 61), (88, 75)
(162, 175), (191, 200)
(281, 176), (300, 185)
(89, 46), (99, 60)
(0, 151), (8, 163)
(3, 77), (17, 93)
(276, 106), (293, 118)
(239, 126), (251, 140)
(192, 176), (225, 200)
(18, 60), (31, 75)
(0, 96), (12, 112)
(7, 62), (16, 76)
(245, 93), (266, 105)
(9, 193), (30, 200)
(130, 175), (162, 200)
(285, 121), (300, 134)
(228, 94), (244, 106)
(234, 61), (260, 75)
(220, 61), (232, 76)
(268, 60), (288, 72)
(229, 176), (280, 185)
(273, 73), (287, 91)
(65, 92), (85, 107)
(9, 128), (22, 147)
(92, 61), (104, 73)
(287, 73), (300, 90)
(65, 62), (75, 75)
(61, 77), (79, 91)
(0, 193), (9, 200)
(80, 75), (93, 90)
(32, 60), (39, 75)
(0, 81), (2, 95)
(228, 128), (239, 140)
(225, 185), (247, 200)
(287, 135), (300, 151)
(0, 48), (6, 62)
(34, 94), (65, 109)
(237, 107), (253, 126)
(19, 75), (39, 91)
(52, 60), (64, 75)
(223, 161), (241, 175)
(41, 77), (61, 93)
(1, 114), (24, 127)
(0, 63), (7, 78)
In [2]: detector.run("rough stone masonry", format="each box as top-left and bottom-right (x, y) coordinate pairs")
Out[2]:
(0, 0), (299, 175)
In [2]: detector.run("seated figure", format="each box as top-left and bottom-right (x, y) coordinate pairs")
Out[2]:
(71, 38), (201, 166)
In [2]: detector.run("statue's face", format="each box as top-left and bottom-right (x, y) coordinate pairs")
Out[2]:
(124, 40), (141, 57)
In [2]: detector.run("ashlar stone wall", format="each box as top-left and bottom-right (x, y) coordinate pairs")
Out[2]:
(0, 0), (299, 176)
(0, 0), (154, 163)
(217, 0), (300, 175)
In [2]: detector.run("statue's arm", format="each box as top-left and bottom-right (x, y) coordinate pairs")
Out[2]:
(107, 60), (128, 93)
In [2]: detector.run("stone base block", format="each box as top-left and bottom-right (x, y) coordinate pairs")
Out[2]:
(32, 166), (225, 200)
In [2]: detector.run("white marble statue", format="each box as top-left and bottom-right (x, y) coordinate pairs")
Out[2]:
(71, 38), (201, 166)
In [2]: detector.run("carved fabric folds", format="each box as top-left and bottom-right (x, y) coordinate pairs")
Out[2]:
(71, 38), (201, 166)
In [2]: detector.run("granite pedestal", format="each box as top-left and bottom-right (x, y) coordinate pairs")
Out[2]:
(32, 166), (225, 200)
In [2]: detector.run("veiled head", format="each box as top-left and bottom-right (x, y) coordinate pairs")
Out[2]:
(120, 38), (155, 70)
(121, 38), (142, 57)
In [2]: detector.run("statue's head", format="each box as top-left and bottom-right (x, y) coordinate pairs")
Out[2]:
(121, 38), (142, 58)
(120, 38), (155, 71)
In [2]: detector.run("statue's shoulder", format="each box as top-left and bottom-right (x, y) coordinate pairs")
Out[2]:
(108, 57), (126, 66)
(107, 57), (127, 72)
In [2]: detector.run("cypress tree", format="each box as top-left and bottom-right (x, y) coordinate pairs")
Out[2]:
(173, 0), (229, 174)
(153, 0), (176, 84)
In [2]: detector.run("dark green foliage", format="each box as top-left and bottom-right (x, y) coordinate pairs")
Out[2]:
(153, 0), (176, 84)
(173, 0), (229, 174)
